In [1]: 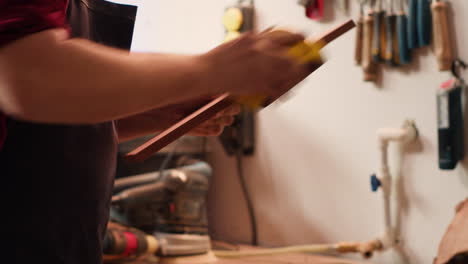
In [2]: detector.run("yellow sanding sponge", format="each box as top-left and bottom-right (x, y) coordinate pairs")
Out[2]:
(236, 30), (324, 109)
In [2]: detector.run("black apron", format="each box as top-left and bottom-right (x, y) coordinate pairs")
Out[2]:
(1, 1), (137, 263)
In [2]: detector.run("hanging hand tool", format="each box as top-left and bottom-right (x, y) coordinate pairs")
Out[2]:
(384, 0), (399, 66)
(417, 0), (432, 46)
(407, 0), (418, 49)
(336, 0), (350, 15)
(432, 0), (454, 71)
(125, 20), (356, 162)
(298, 0), (311, 6)
(437, 59), (466, 170)
(306, 0), (324, 20)
(372, 0), (387, 62)
(355, 0), (366, 65)
(363, 1), (379, 81)
(396, 0), (411, 64)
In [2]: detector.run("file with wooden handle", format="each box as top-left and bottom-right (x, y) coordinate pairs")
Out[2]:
(125, 20), (356, 163)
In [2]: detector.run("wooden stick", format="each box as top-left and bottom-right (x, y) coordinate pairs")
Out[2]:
(125, 19), (356, 163)
(316, 19), (356, 45)
(431, 0), (453, 71)
(125, 93), (233, 163)
(355, 16), (364, 65)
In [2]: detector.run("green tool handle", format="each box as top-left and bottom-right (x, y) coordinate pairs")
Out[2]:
(407, 0), (419, 49)
(417, 0), (432, 46)
(397, 14), (411, 64)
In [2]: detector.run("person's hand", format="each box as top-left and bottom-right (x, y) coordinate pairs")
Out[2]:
(200, 30), (322, 98)
(189, 104), (241, 136)
(117, 101), (241, 142)
(153, 99), (242, 136)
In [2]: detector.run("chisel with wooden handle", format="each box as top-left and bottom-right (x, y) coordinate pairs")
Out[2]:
(125, 20), (356, 163)
(355, 0), (365, 65)
(431, 0), (453, 71)
(362, 9), (378, 81)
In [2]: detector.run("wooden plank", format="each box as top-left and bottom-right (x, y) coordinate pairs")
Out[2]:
(125, 94), (233, 163)
(317, 19), (356, 44)
(214, 254), (370, 264)
(112, 244), (374, 264)
(210, 244), (373, 264)
(121, 254), (372, 264)
(125, 20), (356, 163)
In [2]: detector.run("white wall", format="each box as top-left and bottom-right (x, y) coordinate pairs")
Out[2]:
(129, 1), (468, 263)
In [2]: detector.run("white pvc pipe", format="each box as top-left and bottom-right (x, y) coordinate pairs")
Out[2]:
(375, 120), (417, 250)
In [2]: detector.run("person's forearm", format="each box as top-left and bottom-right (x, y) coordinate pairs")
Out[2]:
(0, 29), (216, 124)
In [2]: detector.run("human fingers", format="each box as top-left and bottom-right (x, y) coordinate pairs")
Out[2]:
(215, 104), (241, 118)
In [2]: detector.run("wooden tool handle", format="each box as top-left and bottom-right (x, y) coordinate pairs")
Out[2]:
(431, 0), (453, 71)
(355, 17), (364, 65)
(125, 19), (356, 163)
(362, 13), (378, 81)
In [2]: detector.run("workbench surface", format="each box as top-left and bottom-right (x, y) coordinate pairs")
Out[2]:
(210, 254), (373, 264)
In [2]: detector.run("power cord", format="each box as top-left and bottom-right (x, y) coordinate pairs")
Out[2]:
(234, 113), (258, 246)
(158, 139), (182, 176)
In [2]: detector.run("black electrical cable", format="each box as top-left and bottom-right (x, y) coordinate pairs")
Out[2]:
(234, 114), (258, 246)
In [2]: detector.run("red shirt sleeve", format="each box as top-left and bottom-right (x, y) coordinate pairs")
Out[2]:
(0, 0), (69, 47)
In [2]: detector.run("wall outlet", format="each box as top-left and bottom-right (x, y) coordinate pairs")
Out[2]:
(219, 108), (255, 156)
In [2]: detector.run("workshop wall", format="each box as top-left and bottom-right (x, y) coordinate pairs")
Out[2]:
(130, 1), (468, 263)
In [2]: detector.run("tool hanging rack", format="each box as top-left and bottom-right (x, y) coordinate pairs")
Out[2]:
(355, 0), (455, 82)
